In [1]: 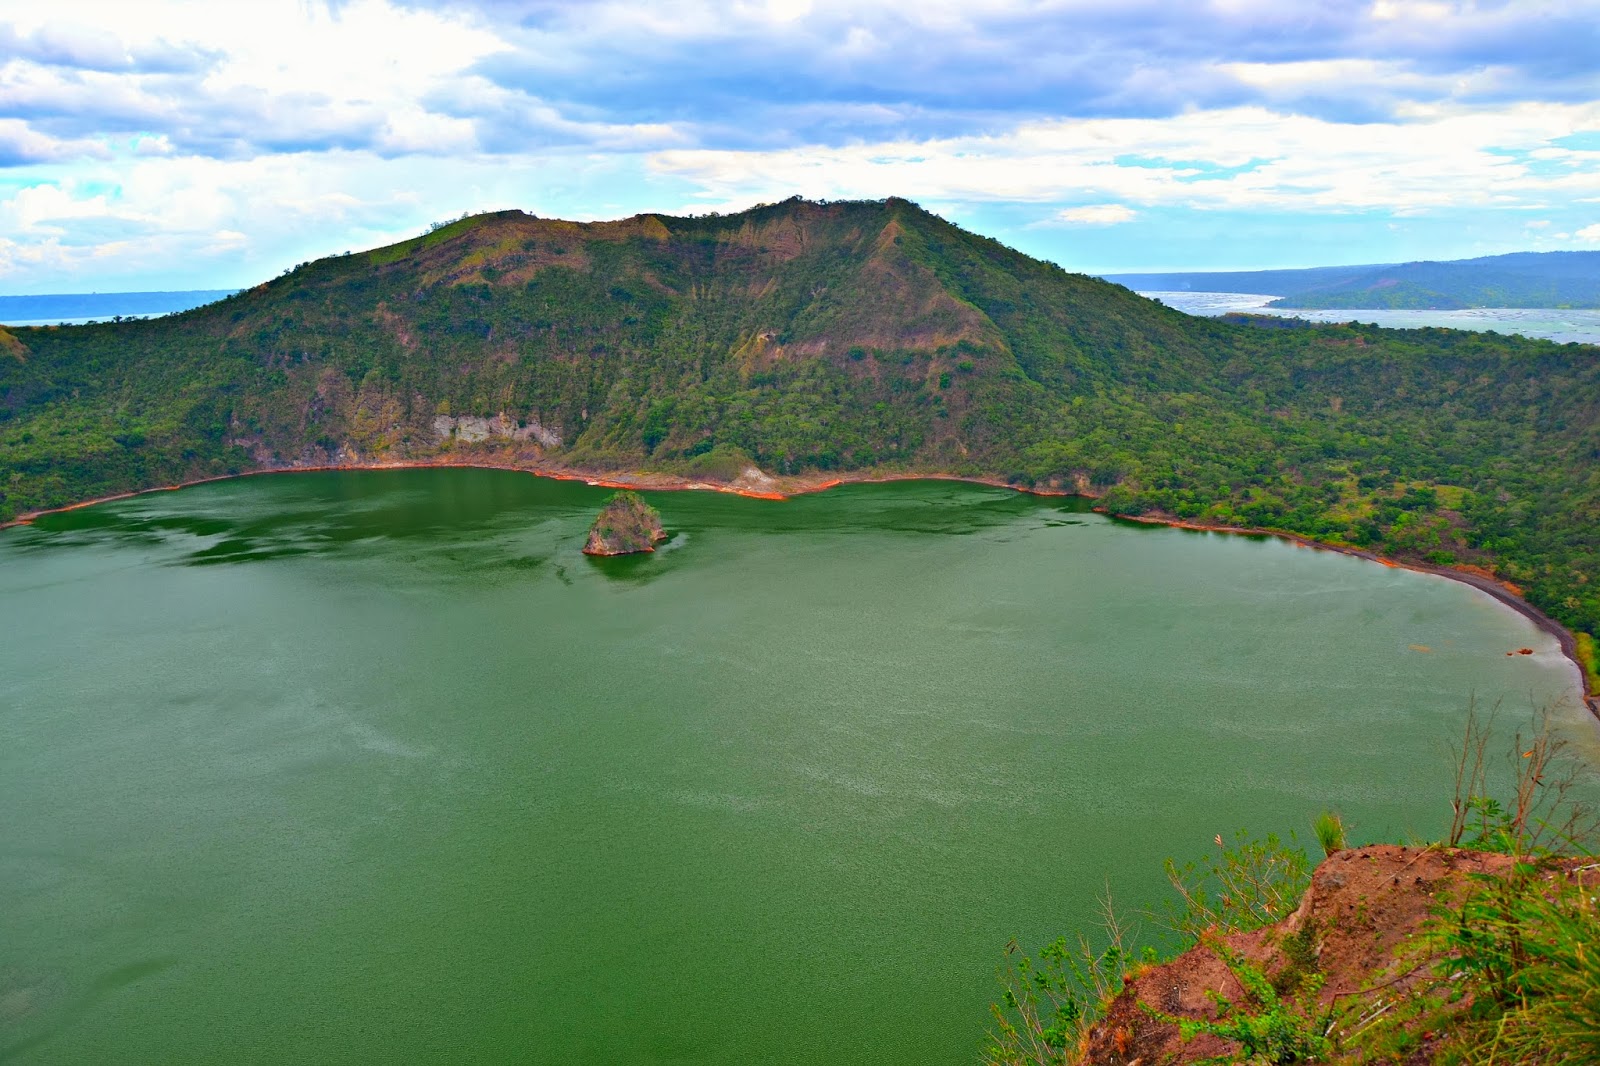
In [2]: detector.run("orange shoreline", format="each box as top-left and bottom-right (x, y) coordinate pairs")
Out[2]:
(1107, 511), (1598, 720)
(4, 459), (1594, 718)
(0, 460), (1070, 524)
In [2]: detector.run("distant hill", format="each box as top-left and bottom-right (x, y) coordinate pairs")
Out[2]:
(1103, 251), (1600, 309)
(3, 197), (1599, 651)
(0, 290), (236, 324)
(1102, 264), (1377, 297)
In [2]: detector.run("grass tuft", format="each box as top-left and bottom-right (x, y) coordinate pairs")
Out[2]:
(1312, 810), (1347, 858)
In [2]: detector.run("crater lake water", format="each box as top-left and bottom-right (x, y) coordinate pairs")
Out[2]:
(1, 470), (1592, 1065)
(1141, 291), (1600, 346)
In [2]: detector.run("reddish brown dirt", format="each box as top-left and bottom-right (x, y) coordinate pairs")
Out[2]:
(0, 461), (1067, 528)
(1081, 845), (1596, 1066)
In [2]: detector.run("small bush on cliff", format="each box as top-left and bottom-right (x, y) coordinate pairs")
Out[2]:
(1312, 812), (1346, 858)
(1467, 874), (1600, 1065)
(1421, 706), (1600, 1064)
(1447, 702), (1599, 858)
(1163, 830), (1313, 941)
(984, 892), (1147, 1066)
(1422, 868), (1600, 1066)
(986, 831), (1314, 1065)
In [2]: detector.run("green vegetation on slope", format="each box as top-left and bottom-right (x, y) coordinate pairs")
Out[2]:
(2, 197), (1598, 644)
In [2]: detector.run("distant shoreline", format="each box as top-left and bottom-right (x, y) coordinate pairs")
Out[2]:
(1137, 291), (1600, 346)
(1107, 511), (1597, 720)
(4, 458), (1593, 718)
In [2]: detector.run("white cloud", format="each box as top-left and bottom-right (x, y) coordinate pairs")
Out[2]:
(0, 0), (511, 160)
(0, 146), (660, 288)
(650, 101), (1600, 215)
(1056, 204), (1136, 224)
(5, 183), (115, 231)
(1369, 0), (1455, 21)
(0, 117), (108, 165)
(1576, 223), (1600, 243)
(1, 0), (1599, 287)
(3, 1), (506, 94)
(0, 235), (73, 279)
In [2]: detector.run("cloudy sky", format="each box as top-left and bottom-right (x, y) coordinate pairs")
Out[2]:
(1, 0), (1598, 293)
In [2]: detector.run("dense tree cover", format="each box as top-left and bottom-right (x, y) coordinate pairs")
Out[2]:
(2, 197), (1597, 643)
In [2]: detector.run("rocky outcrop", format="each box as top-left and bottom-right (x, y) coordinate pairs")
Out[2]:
(582, 491), (666, 556)
(431, 413), (561, 446)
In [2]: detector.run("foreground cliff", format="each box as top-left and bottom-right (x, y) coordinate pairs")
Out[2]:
(1083, 845), (1597, 1065)
(2, 197), (1597, 650)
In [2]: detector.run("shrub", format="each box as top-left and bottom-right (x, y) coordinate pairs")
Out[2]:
(681, 443), (754, 482)
(1428, 869), (1600, 1065)
(1447, 703), (1599, 857)
(1163, 830), (1313, 940)
(987, 829), (1315, 1066)
(984, 892), (1143, 1066)
(1312, 811), (1347, 858)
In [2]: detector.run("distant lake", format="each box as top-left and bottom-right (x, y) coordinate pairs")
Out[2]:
(1144, 290), (1600, 345)
(2, 471), (1593, 1065)
(0, 290), (235, 328)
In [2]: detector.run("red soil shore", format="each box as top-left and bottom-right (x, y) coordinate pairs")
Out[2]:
(4, 459), (1594, 716)
(0, 459), (1068, 525)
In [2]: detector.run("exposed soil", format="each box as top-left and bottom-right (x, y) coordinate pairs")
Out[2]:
(1082, 845), (1599, 1065)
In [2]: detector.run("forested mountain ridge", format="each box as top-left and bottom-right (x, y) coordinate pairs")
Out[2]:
(1105, 250), (1600, 309)
(2, 197), (1599, 654)
(1272, 251), (1600, 310)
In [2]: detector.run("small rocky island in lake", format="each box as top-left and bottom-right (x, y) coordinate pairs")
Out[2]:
(583, 491), (667, 556)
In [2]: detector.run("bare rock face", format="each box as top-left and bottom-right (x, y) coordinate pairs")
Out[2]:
(431, 412), (562, 447)
(583, 491), (666, 556)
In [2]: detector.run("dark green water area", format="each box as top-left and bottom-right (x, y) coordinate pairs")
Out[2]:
(1, 470), (1591, 1064)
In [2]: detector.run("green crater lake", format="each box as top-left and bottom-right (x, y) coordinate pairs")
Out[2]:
(1, 470), (1592, 1065)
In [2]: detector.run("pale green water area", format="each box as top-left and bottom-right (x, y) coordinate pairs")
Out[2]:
(2, 470), (1593, 1065)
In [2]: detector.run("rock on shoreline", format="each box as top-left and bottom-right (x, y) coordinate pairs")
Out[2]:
(583, 490), (667, 556)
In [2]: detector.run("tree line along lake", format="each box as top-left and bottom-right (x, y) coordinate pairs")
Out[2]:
(1, 470), (1592, 1065)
